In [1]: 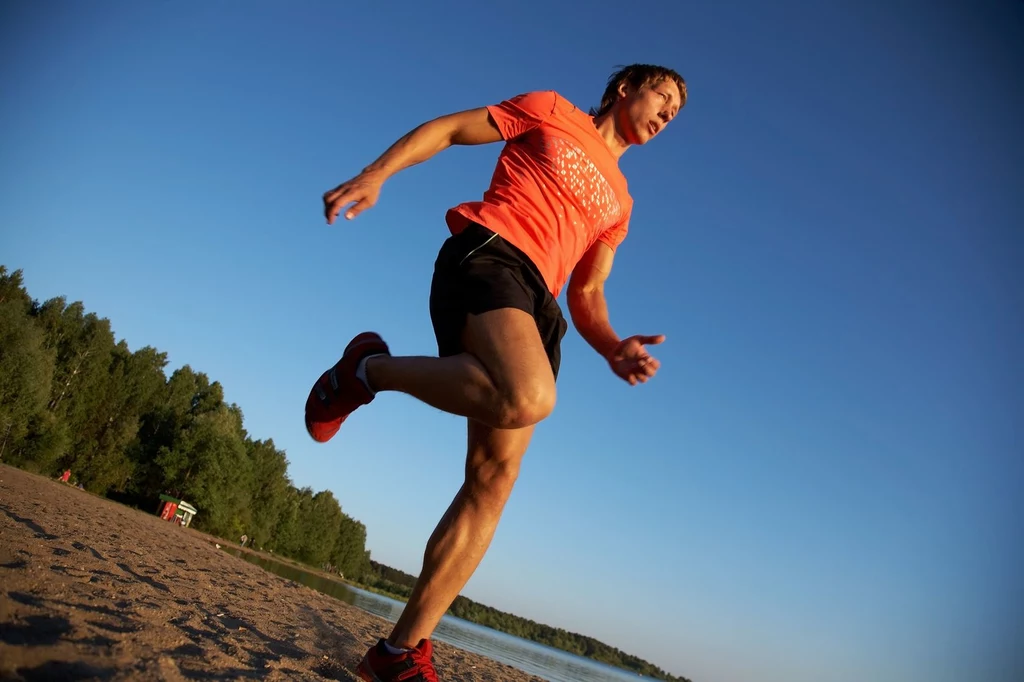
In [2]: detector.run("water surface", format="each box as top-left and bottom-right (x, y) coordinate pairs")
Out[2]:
(221, 547), (648, 682)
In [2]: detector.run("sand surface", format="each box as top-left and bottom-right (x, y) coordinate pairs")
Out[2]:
(0, 465), (543, 681)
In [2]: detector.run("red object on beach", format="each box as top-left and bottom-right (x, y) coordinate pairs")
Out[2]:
(160, 501), (178, 521)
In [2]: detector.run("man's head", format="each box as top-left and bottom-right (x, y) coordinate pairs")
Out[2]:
(591, 64), (687, 145)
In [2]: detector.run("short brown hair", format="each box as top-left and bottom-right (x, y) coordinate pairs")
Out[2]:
(590, 64), (687, 116)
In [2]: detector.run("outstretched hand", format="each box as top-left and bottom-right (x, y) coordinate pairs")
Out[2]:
(607, 335), (665, 385)
(323, 170), (386, 224)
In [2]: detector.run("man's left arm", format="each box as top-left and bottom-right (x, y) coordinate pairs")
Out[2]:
(567, 242), (665, 385)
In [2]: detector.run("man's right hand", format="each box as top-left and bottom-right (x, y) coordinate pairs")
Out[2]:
(323, 170), (386, 224)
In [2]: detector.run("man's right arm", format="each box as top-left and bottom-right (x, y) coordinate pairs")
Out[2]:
(324, 107), (502, 223)
(364, 107), (503, 176)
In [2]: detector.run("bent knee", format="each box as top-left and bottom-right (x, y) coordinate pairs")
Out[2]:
(495, 382), (555, 429)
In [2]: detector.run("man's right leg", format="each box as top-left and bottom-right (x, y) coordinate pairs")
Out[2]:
(306, 307), (557, 439)
(305, 224), (562, 441)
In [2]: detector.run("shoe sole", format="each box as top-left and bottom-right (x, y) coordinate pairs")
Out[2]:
(356, 659), (383, 682)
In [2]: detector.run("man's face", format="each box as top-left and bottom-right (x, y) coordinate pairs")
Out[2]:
(615, 78), (683, 145)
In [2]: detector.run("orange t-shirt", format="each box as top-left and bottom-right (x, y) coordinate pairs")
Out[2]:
(446, 90), (633, 297)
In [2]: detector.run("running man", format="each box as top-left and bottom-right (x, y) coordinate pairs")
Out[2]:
(306, 64), (686, 681)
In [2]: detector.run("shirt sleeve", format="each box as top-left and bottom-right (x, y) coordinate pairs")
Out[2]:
(597, 212), (630, 252)
(486, 91), (558, 140)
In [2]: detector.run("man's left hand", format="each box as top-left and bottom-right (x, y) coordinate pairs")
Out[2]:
(606, 335), (665, 385)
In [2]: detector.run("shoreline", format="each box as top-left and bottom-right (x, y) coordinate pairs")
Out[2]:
(0, 464), (544, 681)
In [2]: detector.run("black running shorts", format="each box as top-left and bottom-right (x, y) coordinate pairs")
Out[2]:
(429, 222), (568, 380)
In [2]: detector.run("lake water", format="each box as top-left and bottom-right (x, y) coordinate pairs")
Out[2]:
(220, 547), (649, 682)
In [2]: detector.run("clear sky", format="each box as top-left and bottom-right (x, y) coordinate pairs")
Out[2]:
(1, 2), (1021, 681)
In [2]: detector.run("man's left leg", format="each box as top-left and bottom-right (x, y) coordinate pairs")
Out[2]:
(387, 419), (534, 648)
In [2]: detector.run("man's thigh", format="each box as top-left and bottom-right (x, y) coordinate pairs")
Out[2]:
(461, 307), (555, 405)
(429, 224), (566, 393)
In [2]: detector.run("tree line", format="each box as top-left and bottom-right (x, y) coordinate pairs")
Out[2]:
(0, 264), (691, 682)
(0, 266), (370, 579)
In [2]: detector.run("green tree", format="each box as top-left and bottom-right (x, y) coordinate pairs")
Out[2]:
(267, 485), (305, 557)
(295, 489), (343, 566)
(35, 298), (113, 419)
(130, 366), (222, 497)
(246, 438), (291, 548)
(0, 269), (56, 468)
(180, 403), (252, 539)
(330, 514), (371, 579)
(63, 342), (168, 493)
(144, 372), (252, 539)
(29, 296), (119, 484)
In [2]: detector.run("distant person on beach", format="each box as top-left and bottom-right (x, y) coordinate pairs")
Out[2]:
(306, 63), (686, 681)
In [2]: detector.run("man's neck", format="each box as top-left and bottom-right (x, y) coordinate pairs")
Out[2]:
(591, 110), (631, 160)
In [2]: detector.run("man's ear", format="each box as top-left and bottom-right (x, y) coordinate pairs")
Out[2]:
(616, 80), (631, 100)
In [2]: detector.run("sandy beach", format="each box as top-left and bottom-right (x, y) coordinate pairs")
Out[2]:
(0, 465), (543, 681)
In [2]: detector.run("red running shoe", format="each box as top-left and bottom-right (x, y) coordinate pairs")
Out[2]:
(357, 638), (438, 682)
(305, 332), (390, 443)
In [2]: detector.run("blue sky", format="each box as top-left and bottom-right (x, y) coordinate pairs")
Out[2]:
(1, 2), (1021, 681)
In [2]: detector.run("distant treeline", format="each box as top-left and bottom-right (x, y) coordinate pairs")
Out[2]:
(0, 265), (692, 682)
(0, 266), (370, 579)
(365, 561), (694, 682)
